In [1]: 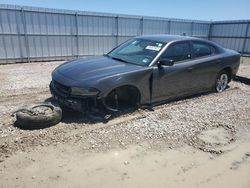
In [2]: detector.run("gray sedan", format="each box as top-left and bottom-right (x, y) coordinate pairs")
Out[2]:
(50, 35), (240, 112)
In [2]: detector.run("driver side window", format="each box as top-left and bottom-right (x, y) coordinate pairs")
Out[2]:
(161, 42), (191, 63)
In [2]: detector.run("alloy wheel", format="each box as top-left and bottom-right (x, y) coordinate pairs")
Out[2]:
(216, 73), (228, 92)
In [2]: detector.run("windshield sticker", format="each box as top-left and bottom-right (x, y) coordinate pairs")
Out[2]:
(156, 43), (163, 47)
(142, 58), (150, 63)
(132, 40), (139, 45)
(145, 45), (161, 51)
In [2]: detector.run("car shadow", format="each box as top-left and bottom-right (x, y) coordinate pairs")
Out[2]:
(44, 87), (231, 125)
(150, 90), (215, 109)
(44, 97), (137, 124)
(234, 76), (250, 85)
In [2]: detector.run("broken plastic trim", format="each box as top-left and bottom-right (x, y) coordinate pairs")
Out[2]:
(101, 97), (119, 112)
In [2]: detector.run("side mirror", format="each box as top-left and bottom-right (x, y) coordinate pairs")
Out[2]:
(159, 58), (174, 66)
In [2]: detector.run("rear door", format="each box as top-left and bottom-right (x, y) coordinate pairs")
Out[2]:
(189, 41), (222, 90)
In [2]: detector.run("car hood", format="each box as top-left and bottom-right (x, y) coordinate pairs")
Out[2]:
(54, 56), (147, 83)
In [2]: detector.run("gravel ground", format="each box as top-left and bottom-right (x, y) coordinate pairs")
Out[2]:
(0, 57), (250, 161)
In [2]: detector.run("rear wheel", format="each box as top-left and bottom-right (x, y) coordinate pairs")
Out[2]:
(215, 71), (229, 92)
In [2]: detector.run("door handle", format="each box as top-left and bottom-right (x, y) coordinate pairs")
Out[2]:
(216, 59), (222, 63)
(187, 67), (193, 72)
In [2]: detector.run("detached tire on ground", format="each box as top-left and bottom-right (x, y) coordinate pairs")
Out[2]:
(15, 103), (62, 130)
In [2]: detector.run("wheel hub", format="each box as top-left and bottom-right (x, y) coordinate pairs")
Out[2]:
(216, 73), (228, 92)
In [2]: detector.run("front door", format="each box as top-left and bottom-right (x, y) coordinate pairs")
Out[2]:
(152, 41), (198, 102)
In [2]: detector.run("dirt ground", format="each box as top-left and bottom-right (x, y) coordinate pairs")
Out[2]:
(0, 57), (250, 188)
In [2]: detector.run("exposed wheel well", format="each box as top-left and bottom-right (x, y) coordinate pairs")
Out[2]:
(102, 85), (141, 112)
(221, 67), (232, 82)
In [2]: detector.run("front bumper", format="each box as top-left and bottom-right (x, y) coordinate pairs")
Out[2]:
(49, 81), (96, 112)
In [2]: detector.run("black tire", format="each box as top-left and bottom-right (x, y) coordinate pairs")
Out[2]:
(215, 71), (229, 93)
(15, 103), (62, 130)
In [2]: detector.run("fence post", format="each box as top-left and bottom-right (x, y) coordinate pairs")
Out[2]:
(21, 8), (30, 63)
(75, 12), (79, 58)
(168, 20), (171, 34)
(15, 9), (24, 61)
(116, 16), (119, 46)
(140, 17), (143, 35)
(208, 22), (213, 40)
(191, 21), (194, 36)
(242, 22), (249, 54)
(0, 12), (8, 62)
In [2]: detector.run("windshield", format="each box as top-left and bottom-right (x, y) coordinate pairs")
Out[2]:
(107, 39), (166, 66)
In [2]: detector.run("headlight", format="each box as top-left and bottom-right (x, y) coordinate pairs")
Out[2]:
(71, 87), (99, 96)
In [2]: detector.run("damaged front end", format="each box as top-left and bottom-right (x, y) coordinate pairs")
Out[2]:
(50, 80), (99, 112)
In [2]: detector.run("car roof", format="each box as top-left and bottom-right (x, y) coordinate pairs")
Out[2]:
(135, 34), (206, 43)
(135, 34), (224, 51)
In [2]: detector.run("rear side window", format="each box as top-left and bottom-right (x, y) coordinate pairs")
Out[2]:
(193, 42), (216, 58)
(161, 42), (191, 62)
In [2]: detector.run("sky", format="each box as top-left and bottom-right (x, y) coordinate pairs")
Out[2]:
(0, 0), (249, 21)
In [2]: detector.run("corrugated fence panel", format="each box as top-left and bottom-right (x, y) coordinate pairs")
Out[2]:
(118, 17), (141, 36)
(245, 39), (250, 52)
(247, 24), (250, 37)
(25, 11), (75, 35)
(0, 9), (23, 34)
(0, 36), (6, 58)
(78, 36), (116, 55)
(27, 36), (76, 57)
(211, 23), (247, 37)
(78, 15), (116, 35)
(0, 35), (26, 59)
(170, 21), (192, 35)
(117, 36), (132, 45)
(64, 36), (76, 56)
(210, 37), (245, 52)
(210, 21), (250, 53)
(0, 4), (249, 64)
(143, 19), (169, 34)
(193, 23), (210, 37)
